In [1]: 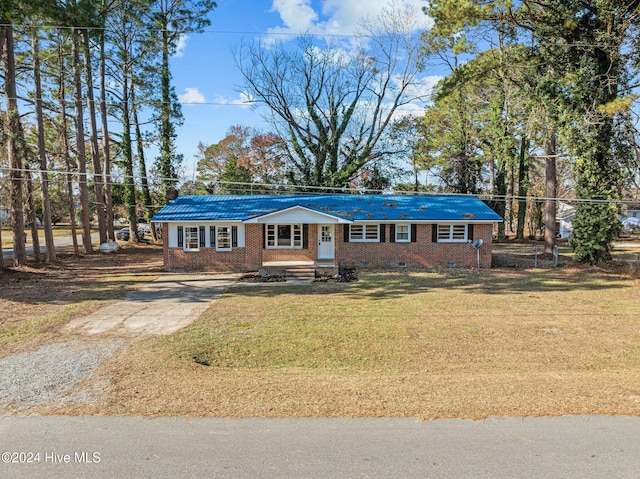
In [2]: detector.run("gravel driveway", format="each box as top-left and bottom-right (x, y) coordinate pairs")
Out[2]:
(1, 273), (239, 413)
(0, 340), (125, 412)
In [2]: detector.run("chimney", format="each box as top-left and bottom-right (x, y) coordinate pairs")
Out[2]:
(166, 188), (178, 203)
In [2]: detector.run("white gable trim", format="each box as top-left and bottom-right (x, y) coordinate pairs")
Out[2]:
(243, 205), (352, 224)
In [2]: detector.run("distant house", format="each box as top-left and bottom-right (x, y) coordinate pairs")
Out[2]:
(151, 194), (503, 273)
(556, 202), (576, 239)
(620, 205), (640, 232)
(0, 206), (9, 226)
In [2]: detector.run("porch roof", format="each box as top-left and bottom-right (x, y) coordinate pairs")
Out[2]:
(151, 194), (503, 223)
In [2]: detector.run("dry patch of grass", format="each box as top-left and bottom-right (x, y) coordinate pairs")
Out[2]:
(78, 267), (640, 419)
(0, 243), (162, 357)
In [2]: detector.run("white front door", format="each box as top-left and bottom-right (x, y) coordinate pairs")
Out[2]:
(318, 225), (335, 260)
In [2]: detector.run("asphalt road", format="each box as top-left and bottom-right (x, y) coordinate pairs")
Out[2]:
(1, 416), (640, 478)
(1, 233), (101, 260)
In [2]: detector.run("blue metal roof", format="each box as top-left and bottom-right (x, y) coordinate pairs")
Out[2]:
(151, 194), (503, 223)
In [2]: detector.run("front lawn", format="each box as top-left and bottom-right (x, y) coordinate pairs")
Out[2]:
(90, 266), (640, 418)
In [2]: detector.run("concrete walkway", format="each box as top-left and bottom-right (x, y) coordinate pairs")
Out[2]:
(64, 273), (240, 336)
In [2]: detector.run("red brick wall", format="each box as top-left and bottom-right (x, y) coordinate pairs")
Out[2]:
(335, 224), (493, 269)
(161, 222), (494, 272)
(244, 224), (262, 270)
(166, 247), (247, 272)
(262, 225), (318, 263)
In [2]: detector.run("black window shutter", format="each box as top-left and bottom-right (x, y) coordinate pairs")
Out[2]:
(177, 226), (183, 247)
(389, 224), (395, 243)
(468, 224), (474, 241)
(380, 224), (386, 243)
(343, 224), (350, 242)
(411, 224), (417, 243)
(210, 226), (215, 247)
(232, 226), (238, 247)
(263, 224), (266, 248)
(303, 224), (308, 249)
(199, 226), (205, 247)
(431, 224), (437, 243)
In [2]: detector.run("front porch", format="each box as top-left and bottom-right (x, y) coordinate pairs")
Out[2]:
(261, 260), (336, 267)
(260, 259), (339, 279)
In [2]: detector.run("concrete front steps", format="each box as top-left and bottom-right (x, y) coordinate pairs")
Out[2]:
(285, 267), (316, 282)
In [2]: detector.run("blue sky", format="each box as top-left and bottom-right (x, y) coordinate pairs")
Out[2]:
(168, 0), (435, 178)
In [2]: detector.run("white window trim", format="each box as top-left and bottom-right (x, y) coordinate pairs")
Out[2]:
(266, 224), (303, 249)
(184, 226), (200, 251)
(349, 224), (379, 242)
(395, 224), (410, 242)
(437, 224), (468, 243)
(216, 225), (232, 251)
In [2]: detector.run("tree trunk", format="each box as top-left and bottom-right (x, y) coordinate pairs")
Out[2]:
(505, 163), (515, 236)
(544, 126), (557, 256)
(160, 23), (175, 199)
(72, 28), (94, 254)
(59, 32), (79, 257)
(494, 159), (507, 241)
(2, 24), (27, 266)
(0, 25), (4, 270)
(83, 30), (108, 245)
(121, 63), (138, 240)
(99, 26), (115, 241)
(25, 170), (42, 262)
(516, 135), (529, 240)
(32, 30), (57, 262)
(131, 85), (153, 222)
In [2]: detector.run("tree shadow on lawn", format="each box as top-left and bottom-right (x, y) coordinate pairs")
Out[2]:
(0, 244), (164, 306)
(227, 266), (632, 302)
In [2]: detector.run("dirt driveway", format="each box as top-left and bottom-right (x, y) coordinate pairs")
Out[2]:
(64, 273), (240, 336)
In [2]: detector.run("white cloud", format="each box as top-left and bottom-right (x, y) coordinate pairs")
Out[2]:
(267, 0), (432, 37)
(398, 74), (443, 101)
(178, 87), (206, 104)
(213, 92), (255, 108)
(389, 74), (443, 121)
(271, 0), (318, 31)
(174, 34), (190, 58)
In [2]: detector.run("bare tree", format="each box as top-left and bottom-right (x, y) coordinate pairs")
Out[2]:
(235, 3), (428, 188)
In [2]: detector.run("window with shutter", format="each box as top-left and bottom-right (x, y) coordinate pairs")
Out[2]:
(349, 224), (379, 242)
(395, 224), (410, 242)
(216, 226), (232, 251)
(265, 224), (303, 248)
(435, 224), (468, 242)
(184, 227), (199, 250)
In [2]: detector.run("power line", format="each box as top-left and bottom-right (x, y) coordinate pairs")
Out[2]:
(0, 165), (638, 207)
(1, 22), (632, 47)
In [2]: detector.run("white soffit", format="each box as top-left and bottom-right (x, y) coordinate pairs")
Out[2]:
(243, 205), (352, 224)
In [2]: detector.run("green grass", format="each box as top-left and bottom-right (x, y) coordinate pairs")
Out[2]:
(154, 268), (640, 373)
(92, 266), (640, 418)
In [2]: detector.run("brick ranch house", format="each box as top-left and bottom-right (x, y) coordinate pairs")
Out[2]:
(151, 194), (503, 273)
